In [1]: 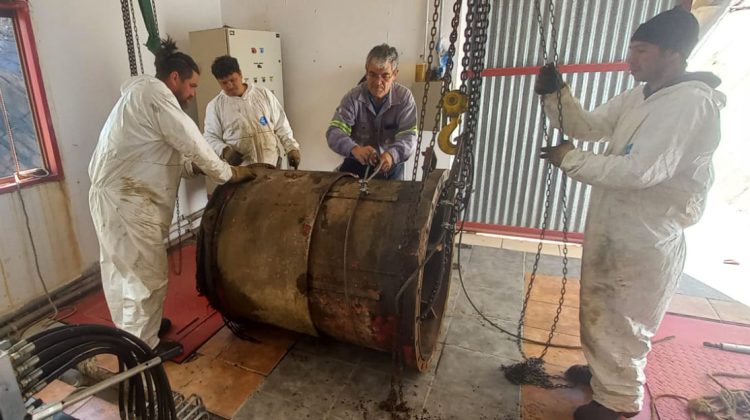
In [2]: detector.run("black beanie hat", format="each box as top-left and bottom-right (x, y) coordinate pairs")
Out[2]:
(631, 6), (700, 57)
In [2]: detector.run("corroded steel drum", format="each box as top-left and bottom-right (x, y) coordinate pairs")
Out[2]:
(197, 168), (453, 371)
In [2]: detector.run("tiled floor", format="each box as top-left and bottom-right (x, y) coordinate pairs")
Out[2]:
(29, 234), (750, 419)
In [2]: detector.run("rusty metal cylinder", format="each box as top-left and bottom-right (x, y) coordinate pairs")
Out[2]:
(197, 168), (453, 371)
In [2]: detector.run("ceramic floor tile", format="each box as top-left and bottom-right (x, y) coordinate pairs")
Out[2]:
(96, 354), (120, 373)
(466, 246), (526, 275)
(433, 344), (519, 404)
(454, 285), (523, 321)
(708, 299), (750, 324)
(503, 238), (561, 256)
(233, 389), (326, 420)
(667, 294), (720, 320)
(522, 342), (587, 368)
(563, 244), (583, 259)
(67, 395), (120, 419)
(164, 354), (264, 419)
(199, 324), (298, 375)
(521, 384), (592, 420)
(522, 300), (580, 337)
(463, 263), (525, 291)
(457, 232), (504, 249)
(292, 334), (363, 365)
(33, 379), (76, 403)
(328, 365), (429, 419)
(357, 345), (439, 384)
(525, 274), (580, 308)
(423, 385), (518, 420)
(524, 253), (582, 279)
(444, 314), (522, 362)
(258, 349), (356, 413)
(677, 273), (733, 301)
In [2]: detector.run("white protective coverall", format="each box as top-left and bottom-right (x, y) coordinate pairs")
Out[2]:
(89, 75), (233, 348)
(203, 83), (299, 167)
(544, 79), (724, 412)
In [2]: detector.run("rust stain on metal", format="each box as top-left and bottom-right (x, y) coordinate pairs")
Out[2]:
(197, 168), (452, 371)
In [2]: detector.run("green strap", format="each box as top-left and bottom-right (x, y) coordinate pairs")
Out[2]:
(329, 120), (352, 136)
(396, 126), (418, 137)
(138, 0), (160, 54)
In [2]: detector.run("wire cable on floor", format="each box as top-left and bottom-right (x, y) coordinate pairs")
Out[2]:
(453, 218), (582, 350)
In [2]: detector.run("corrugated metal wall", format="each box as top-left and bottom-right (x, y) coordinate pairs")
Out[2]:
(467, 0), (677, 233)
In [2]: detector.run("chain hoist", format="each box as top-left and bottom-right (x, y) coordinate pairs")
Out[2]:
(502, 0), (573, 389)
(418, 0), (491, 322)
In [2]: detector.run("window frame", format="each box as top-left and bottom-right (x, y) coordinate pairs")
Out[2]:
(0, 1), (62, 193)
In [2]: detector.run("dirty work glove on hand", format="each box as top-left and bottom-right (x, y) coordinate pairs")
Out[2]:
(221, 147), (244, 166)
(287, 149), (301, 169)
(535, 63), (564, 95)
(228, 165), (257, 183)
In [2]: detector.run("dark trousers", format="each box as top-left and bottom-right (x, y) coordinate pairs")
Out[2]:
(338, 157), (405, 180)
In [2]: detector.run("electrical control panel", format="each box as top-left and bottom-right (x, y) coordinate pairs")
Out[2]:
(189, 28), (284, 130)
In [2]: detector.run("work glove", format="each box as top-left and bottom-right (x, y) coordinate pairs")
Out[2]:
(221, 147), (244, 166)
(287, 149), (301, 169)
(535, 63), (564, 95)
(228, 165), (257, 183)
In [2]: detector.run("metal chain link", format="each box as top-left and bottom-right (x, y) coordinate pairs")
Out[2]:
(505, 0), (572, 389)
(412, 0), (442, 181)
(421, 0), (463, 182)
(120, 0), (138, 76)
(128, 0), (145, 75)
(420, 0), (490, 321)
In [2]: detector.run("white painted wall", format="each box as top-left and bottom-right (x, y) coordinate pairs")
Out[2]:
(219, 0), (428, 171)
(0, 0), (222, 317)
(2, 0), (428, 317)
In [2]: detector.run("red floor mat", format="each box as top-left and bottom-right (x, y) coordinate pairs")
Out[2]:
(62, 243), (223, 363)
(645, 314), (750, 419)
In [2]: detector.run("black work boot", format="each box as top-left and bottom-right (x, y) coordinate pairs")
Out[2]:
(158, 318), (172, 337)
(154, 340), (183, 360)
(573, 401), (639, 420)
(565, 364), (592, 385)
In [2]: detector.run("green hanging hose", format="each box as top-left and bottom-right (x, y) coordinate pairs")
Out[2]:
(137, 0), (160, 54)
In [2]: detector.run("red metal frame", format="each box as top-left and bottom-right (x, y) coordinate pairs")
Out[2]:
(481, 61), (630, 78)
(0, 1), (63, 194)
(461, 222), (584, 244)
(472, 61), (632, 242)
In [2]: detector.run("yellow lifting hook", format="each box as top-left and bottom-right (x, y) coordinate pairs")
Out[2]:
(437, 90), (468, 155)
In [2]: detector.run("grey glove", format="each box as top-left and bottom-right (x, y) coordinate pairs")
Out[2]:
(221, 147), (244, 166)
(228, 165), (257, 183)
(287, 149), (301, 169)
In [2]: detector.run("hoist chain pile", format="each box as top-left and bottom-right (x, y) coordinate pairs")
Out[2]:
(502, 0), (573, 389)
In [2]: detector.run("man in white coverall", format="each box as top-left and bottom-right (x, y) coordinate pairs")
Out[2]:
(204, 55), (301, 169)
(89, 38), (256, 356)
(534, 7), (724, 419)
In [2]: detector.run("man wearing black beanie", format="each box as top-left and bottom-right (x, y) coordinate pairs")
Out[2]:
(533, 6), (725, 420)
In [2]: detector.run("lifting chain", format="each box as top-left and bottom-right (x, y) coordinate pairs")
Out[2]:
(503, 0), (573, 389)
(412, 0), (442, 181)
(412, 0), (464, 182)
(419, 0), (491, 322)
(120, 0), (138, 76)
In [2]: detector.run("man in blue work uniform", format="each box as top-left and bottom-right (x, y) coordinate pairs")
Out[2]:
(326, 44), (417, 180)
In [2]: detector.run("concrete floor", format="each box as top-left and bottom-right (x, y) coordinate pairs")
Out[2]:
(233, 244), (582, 420)
(29, 235), (750, 419)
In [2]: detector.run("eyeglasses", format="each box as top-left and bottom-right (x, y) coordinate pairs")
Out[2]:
(366, 72), (393, 81)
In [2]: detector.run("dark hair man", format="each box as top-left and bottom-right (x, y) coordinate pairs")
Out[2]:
(88, 38), (255, 357)
(204, 55), (301, 169)
(535, 7), (724, 419)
